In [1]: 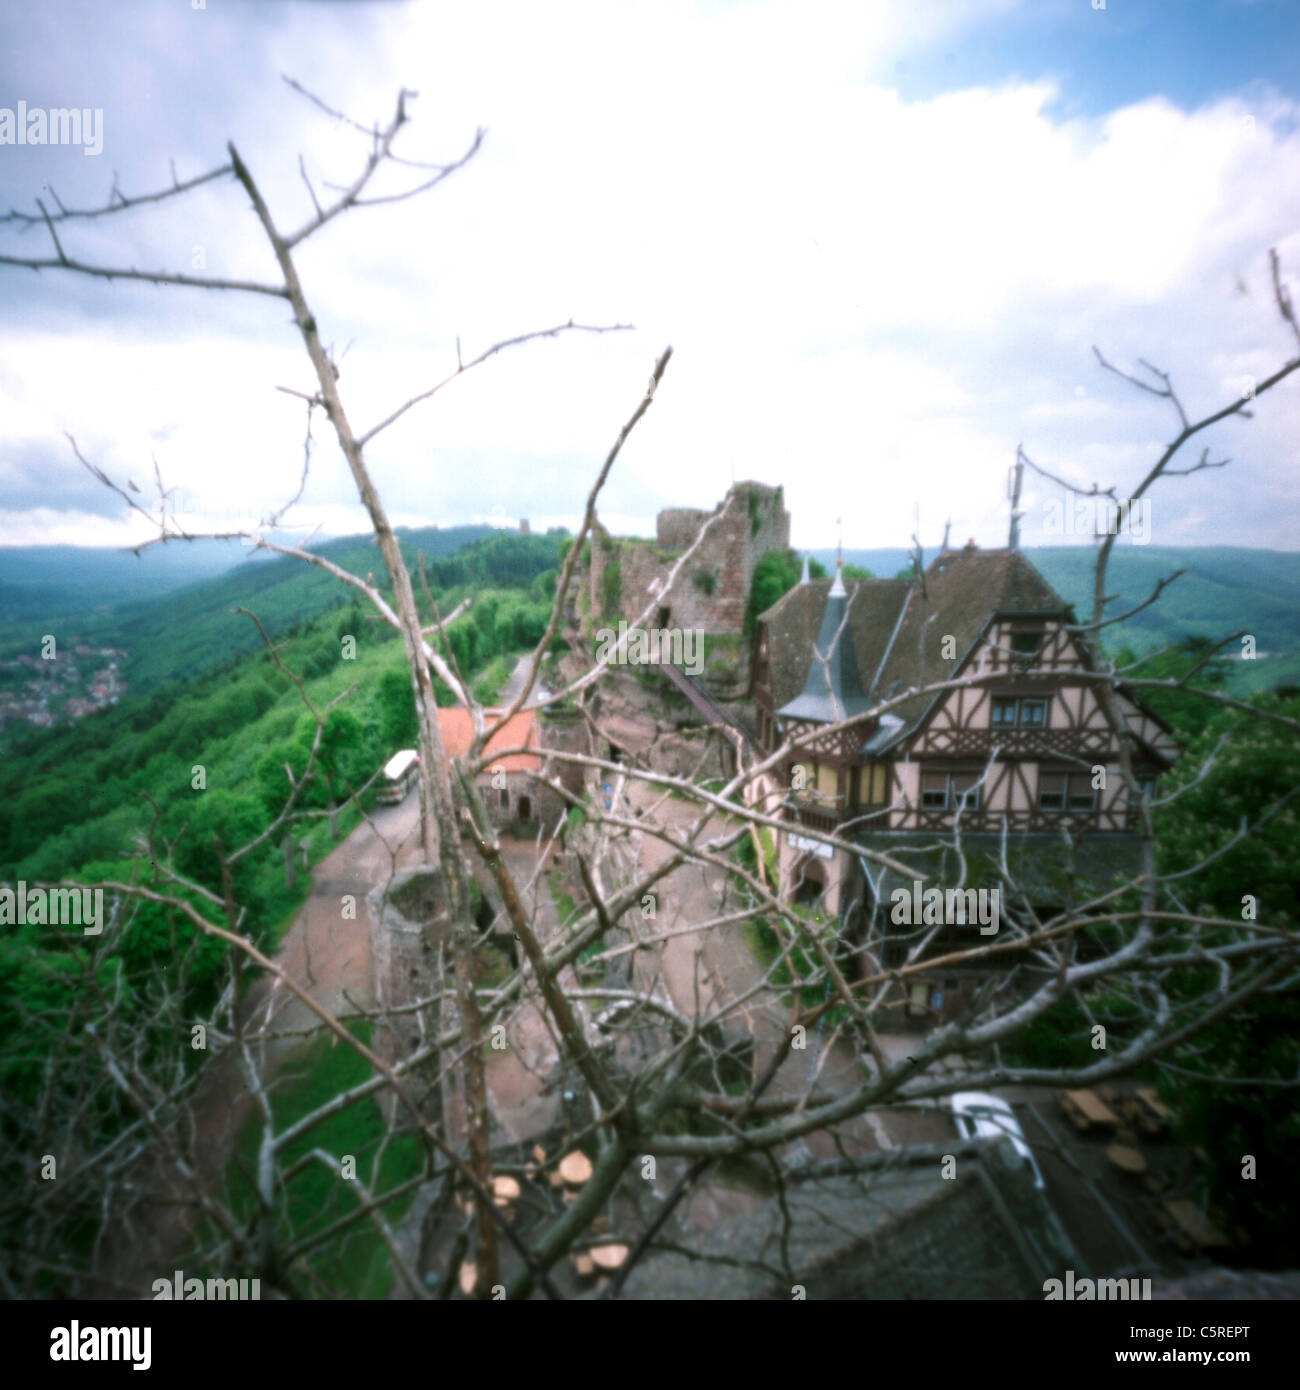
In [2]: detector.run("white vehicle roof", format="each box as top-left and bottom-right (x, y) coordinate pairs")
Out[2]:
(383, 748), (419, 780)
(950, 1091), (1014, 1116)
(949, 1092), (1044, 1188)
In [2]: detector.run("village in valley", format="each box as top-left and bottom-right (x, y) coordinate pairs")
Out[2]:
(0, 641), (126, 730)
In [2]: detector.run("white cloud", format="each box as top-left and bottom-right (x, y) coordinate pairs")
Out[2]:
(1, 0), (1297, 551)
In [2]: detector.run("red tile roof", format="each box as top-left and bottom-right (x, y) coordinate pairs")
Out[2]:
(437, 707), (541, 772)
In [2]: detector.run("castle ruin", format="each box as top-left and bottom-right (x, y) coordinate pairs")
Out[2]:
(585, 481), (789, 636)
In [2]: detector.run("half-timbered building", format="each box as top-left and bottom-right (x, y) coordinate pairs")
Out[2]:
(750, 543), (1178, 1012)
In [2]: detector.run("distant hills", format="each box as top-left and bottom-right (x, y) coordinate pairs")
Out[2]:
(813, 546), (1300, 694)
(0, 525), (560, 693)
(1, 534), (1293, 702)
(0, 538), (251, 620)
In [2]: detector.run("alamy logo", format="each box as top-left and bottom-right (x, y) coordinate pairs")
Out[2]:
(50, 1322), (151, 1370)
(0, 102), (103, 156)
(595, 621), (704, 677)
(0, 881), (103, 934)
(1042, 494), (1151, 545)
(152, 1270), (261, 1300)
(889, 881), (999, 935)
(1044, 1270), (1152, 1300)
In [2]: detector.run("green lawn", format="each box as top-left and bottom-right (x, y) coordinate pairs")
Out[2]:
(224, 1020), (428, 1298)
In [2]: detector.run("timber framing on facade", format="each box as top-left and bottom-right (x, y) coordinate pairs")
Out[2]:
(748, 543), (1179, 961)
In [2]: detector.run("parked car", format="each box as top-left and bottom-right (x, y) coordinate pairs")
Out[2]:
(949, 1091), (1045, 1189)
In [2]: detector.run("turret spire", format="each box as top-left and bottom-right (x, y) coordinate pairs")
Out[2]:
(830, 516), (845, 597)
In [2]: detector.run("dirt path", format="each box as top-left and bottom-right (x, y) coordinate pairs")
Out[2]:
(479, 838), (567, 1145)
(623, 778), (784, 1045)
(497, 654), (551, 709)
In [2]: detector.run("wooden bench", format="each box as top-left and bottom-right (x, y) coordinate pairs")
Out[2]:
(1106, 1142), (1147, 1175)
(1162, 1199), (1229, 1251)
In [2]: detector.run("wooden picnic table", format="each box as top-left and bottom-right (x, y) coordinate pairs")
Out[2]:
(1061, 1087), (1120, 1129)
(1136, 1087), (1173, 1122)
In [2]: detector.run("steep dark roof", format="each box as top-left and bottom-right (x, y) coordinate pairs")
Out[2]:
(873, 546), (1070, 744)
(761, 577), (910, 714)
(776, 574), (875, 724)
(759, 547), (1072, 748)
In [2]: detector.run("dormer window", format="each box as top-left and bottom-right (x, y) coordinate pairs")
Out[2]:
(1011, 630), (1043, 656)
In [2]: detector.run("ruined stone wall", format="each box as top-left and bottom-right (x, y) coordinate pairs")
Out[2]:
(588, 521), (612, 617)
(737, 482), (791, 598)
(657, 507), (711, 552)
(537, 707), (590, 798)
(368, 866), (447, 1130)
(494, 768), (565, 834)
(587, 482), (790, 637)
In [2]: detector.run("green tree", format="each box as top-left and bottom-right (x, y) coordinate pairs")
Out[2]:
(472, 593), (502, 657)
(744, 549), (801, 638)
(170, 789), (267, 900)
(1114, 636), (1231, 744)
(378, 668), (419, 750)
(295, 707), (373, 803)
(1153, 690), (1300, 1261)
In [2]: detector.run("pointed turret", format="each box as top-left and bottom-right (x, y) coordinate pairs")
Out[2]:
(776, 559), (870, 725)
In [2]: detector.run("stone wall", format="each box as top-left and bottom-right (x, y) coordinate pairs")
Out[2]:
(368, 865), (448, 1130)
(490, 767), (565, 834)
(657, 507), (712, 552)
(537, 705), (590, 799)
(586, 481), (790, 637)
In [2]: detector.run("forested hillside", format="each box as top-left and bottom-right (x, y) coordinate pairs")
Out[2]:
(0, 529), (564, 882)
(0, 524), (570, 1297)
(0, 525), (564, 695)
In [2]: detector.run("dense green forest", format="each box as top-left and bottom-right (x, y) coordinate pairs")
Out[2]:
(0, 538), (247, 621)
(0, 530), (564, 882)
(0, 526), (568, 1296)
(0, 525), (567, 693)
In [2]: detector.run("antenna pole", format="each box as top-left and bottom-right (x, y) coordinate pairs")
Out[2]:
(1008, 448), (1025, 551)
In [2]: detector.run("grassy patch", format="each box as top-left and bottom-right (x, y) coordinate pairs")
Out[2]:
(740, 915), (843, 1022)
(546, 869), (578, 927)
(472, 654), (511, 705)
(225, 1020), (426, 1298)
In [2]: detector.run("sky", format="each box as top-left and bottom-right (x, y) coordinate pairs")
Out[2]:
(1, 0), (1298, 555)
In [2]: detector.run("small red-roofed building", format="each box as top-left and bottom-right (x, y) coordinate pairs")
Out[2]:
(437, 706), (566, 832)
